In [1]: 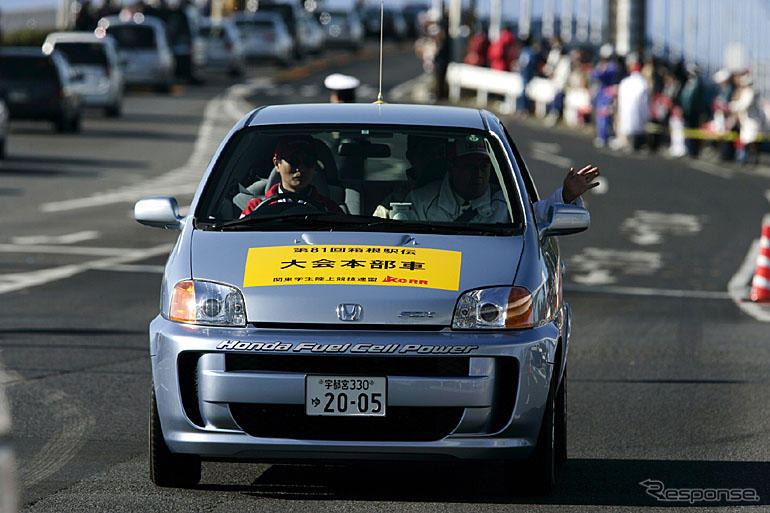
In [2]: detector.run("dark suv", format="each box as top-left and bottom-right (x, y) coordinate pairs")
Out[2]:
(0, 47), (83, 132)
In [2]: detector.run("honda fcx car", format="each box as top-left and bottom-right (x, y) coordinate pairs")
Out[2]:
(135, 103), (590, 494)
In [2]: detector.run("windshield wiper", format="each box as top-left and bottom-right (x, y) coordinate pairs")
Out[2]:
(363, 218), (517, 235)
(211, 212), (377, 230)
(209, 213), (518, 235)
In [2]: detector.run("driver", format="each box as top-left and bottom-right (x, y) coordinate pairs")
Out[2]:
(239, 137), (344, 218)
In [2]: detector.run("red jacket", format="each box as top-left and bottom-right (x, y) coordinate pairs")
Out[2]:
(240, 183), (343, 217)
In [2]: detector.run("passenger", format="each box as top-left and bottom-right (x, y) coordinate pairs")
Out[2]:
(239, 137), (343, 217)
(372, 134), (447, 218)
(404, 136), (599, 223)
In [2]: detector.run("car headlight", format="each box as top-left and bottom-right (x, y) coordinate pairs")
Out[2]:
(168, 280), (246, 326)
(452, 286), (533, 329)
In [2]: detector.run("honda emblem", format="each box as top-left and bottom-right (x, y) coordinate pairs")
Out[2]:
(337, 304), (362, 321)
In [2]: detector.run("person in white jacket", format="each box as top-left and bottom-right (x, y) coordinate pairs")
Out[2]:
(405, 137), (599, 224)
(616, 61), (650, 151)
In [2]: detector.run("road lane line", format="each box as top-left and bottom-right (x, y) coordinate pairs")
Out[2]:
(0, 243), (173, 295)
(11, 231), (100, 245)
(0, 244), (133, 257)
(565, 284), (731, 299)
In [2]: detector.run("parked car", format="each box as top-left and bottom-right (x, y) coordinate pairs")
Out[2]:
(142, 4), (207, 83)
(233, 11), (294, 65)
(42, 31), (124, 117)
(316, 9), (364, 50)
(254, 1), (307, 58)
(363, 6), (408, 40)
(0, 99), (8, 159)
(135, 103), (589, 494)
(296, 10), (325, 55)
(0, 358), (19, 513)
(199, 17), (245, 77)
(0, 47), (83, 132)
(100, 14), (175, 92)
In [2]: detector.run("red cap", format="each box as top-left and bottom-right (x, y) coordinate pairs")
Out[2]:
(274, 137), (317, 160)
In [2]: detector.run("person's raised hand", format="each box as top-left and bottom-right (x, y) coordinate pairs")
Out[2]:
(562, 165), (600, 203)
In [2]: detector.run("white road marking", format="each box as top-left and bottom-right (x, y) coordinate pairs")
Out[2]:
(688, 159), (735, 179)
(728, 238), (770, 322)
(568, 247), (662, 285)
(0, 243), (173, 295)
(620, 210), (705, 245)
(0, 244), (131, 257)
(531, 142), (561, 153)
(108, 264), (165, 273)
(11, 231), (99, 245)
(565, 283), (731, 299)
(530, 149), (573, 168)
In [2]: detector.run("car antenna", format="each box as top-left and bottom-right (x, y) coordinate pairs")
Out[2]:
(374, 0), (385, 104)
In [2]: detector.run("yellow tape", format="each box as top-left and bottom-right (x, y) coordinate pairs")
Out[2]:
(243, 245), (463, 291)
(644, 123), (767, 141)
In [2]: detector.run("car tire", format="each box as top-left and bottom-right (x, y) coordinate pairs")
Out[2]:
(149, 386), (201, 487)
(0, 138), (5, 159)
(555, 367), (567, 469)
(504, 371), (564, 495)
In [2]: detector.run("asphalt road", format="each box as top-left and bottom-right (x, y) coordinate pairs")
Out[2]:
(0, 43), (768, 512)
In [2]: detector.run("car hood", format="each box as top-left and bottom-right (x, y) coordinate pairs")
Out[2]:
(191, 230), (524, 326)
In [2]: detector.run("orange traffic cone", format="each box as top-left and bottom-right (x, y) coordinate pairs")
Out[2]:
(749, 215), (770, 302)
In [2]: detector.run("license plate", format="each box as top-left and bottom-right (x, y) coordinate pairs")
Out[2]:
(306, 376), (386, 416)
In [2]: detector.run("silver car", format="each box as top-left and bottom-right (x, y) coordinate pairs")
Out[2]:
(316, 9), (364, 50)
(135, 103), (589, 494)
(233, 11), (294, 65)
(199, 17), (245, 77)
(42, 31), (125, 117)
(100, 14), (175, 92)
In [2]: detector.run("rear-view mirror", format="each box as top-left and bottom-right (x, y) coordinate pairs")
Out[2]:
(134, 197), (185, 230)
(538, 203), (590, 240)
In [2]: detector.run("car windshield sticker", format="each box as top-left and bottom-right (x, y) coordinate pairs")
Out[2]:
(243, 245), (462, 291)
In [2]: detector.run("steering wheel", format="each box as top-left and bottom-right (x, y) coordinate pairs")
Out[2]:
(250, 192), (328, 216)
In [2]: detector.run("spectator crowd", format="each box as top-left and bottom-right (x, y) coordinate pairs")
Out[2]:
(429, 23), (769, 166)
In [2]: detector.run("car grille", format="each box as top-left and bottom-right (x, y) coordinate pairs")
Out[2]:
(225, 354), (470, 377)
(229, 404), (465, 441)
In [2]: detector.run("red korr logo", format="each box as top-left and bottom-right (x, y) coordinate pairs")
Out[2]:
(382, 275), (428, 285)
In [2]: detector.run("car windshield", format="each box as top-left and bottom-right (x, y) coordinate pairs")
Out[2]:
(236, 19), (276, 34)
(52, 42), (107, 65)
(107, 25), (155, 48)
(0, 56), (58, 80)
(196, 125), (524, 235)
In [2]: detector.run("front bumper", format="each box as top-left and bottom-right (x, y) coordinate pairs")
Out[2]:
(150, 312), (567, 462)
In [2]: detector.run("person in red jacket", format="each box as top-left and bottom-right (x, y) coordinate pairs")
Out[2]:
(239, 137), (343, 218)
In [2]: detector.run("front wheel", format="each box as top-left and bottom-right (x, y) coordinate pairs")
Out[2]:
(149, 386), (201, 487)
(504, 370), (565, 495)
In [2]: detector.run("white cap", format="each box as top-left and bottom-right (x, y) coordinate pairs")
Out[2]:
(713, 69), (730, 84)
(324, 73), (360, 92)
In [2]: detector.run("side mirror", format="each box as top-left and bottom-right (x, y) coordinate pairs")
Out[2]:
(134, 197), (185, 230)
(538, 203), (590, 240)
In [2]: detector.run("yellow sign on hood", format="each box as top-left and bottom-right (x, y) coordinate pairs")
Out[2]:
(243, 245), (462, 291)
